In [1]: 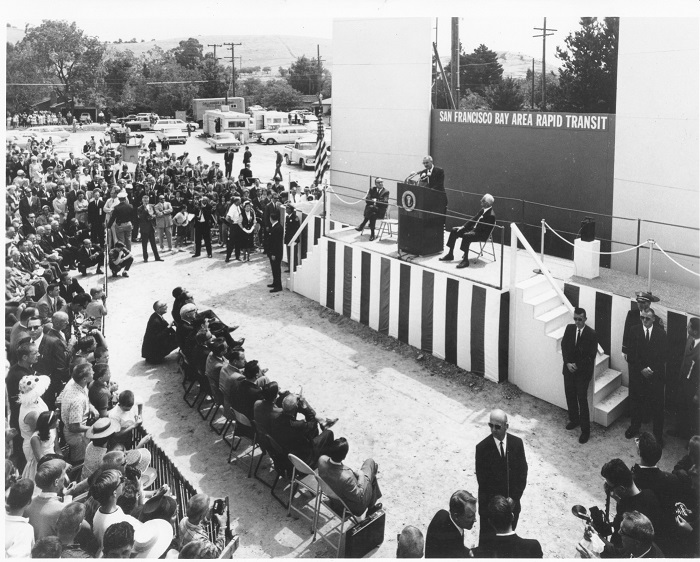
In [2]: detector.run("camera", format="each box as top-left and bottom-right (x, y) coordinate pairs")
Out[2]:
(589, 506), (612, 537)
(212, 498), (225, 516)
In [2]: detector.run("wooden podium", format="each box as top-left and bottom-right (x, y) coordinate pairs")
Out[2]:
(397, 182), (447, 256)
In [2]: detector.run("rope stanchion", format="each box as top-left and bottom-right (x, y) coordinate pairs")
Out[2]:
(543, 221), (648, 255)
(654, 241), (700, 277)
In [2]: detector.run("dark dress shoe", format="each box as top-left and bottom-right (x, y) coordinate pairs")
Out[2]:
(192, 253), (200, 257)
(267, 283), (275, 288)
(155, 258), (164, 262)
(579, 431), (590, 444)
(369, 235), (375, 241)
(225, 258), (230, 263)
(207, 254), (212, 258)
(439, 254), (454, 262)
(624, 426), (638, 439)
(456, 260), (470, 269)
(269, 288), (282, 293)
(355, 226), (362, 232)
(367, 503), (383, 515)
(566, 421), (580, 430)
(96, 269), (103, 274)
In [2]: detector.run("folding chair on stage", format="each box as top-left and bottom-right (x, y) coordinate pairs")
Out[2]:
(287, 454), (322, 537)
(467, 228), (497, 263)
(377, 209), (399, 241)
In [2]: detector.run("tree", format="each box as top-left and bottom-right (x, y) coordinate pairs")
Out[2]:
(197, 57), (229, 99)
(486, 77), (524, 110)
(237, 77), (266, 107)
(22, 20), (106, 112)
(287, 55), (325, 95)
(444, 44), (503, 98)
(102, 49), (138, 115)
(172, 38), (204, 69)
(278, 66), (289, 78)
(261, 79), (304, 111)
(554, 17), (619, 113)
(6, 41), (49, 113)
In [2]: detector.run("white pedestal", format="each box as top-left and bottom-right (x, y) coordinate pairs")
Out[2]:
(574, 238), (600, 279)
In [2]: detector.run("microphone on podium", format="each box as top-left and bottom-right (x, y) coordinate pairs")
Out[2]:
(405, 171), (419, 183)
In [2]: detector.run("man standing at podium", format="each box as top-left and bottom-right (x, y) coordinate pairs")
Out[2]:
(419, 156), (445, 191)
(440, 194), (496, 268)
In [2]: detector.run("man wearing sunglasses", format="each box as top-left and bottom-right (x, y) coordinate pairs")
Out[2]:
(475, 409), (528, 540)
(626, 308), (667, 445)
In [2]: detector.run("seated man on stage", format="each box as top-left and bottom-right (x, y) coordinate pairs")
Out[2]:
(440, 193), (495, 269)
(354, 178), (390, 241)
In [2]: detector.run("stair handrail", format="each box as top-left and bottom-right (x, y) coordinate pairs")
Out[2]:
(510, 223), (604, 355)
(287, 190), (325, 250)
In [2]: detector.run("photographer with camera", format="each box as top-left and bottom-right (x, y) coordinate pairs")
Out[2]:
(578, 511), (663, 559)
(579, 459), (662, 557)
(177, 493), (228, 555)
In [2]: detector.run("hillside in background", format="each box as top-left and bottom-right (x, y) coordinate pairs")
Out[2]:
(6, 25), (558, 78)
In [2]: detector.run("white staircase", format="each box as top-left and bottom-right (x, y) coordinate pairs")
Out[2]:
(518, 275), (628, 427)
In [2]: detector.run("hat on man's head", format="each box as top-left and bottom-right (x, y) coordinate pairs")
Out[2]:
(132, 518), (173, 558)
(16, 170), (25, 175)
(635, 291), (660, 303)
(85, 417), (120, 440)
(117, 190), (128, 198)
(139, 494), (177, 522)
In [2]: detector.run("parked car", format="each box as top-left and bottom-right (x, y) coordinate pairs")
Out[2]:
(258, 125), (312, 145)
(116, 114), (137, 125)
(283, 136), (317, 169)
(79, 113), (92, 123)
(30, 126), (71, 140)
(206, 132), (241, 152)
(156, 128), (187, 144)
(153, 118), (196, 133)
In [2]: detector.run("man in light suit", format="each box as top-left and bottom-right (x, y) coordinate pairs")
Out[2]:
(36, 283), (67, 322)
(668, 317), (699, 439)
(440, 193), (496, 269)
(475, 409), (528, 539)
(425, 490), (477, 558)
(561, 307), (598, 444)
(154, 194), (173, 251)
(626, 308), (667, 445)
(317, 437), (382, 517)
(477, 495), (543, 558)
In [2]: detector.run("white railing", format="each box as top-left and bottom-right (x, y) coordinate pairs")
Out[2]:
(286, 189), (326, 292)
(509, 223), (604, 355)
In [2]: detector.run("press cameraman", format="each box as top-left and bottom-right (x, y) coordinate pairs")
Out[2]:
(578, 511), (663, 558)
(177, 493), (227, 555)
(578, 459), (662, 557)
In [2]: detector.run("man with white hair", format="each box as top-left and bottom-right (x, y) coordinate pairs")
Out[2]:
(440, 193), (496, 269)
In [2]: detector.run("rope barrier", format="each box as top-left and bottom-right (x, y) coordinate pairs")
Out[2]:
(544, 222), (648, 255)
(329, 190), (365, 206)
(654, 241), (700, 277)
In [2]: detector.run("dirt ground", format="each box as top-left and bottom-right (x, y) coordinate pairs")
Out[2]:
(98, 231), (688, 559)
(40, 128), (689, 558)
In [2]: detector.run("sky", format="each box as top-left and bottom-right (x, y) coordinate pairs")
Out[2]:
(4, 0), (698, 69)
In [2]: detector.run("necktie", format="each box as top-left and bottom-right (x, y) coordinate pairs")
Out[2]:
(645, 329), (650, 343)
(576, 329), (581, 345)
(499, 441), (505, 458)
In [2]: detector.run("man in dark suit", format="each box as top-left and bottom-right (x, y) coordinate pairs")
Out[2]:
(622, 292), (663, 361)
(475, 409), (528, 539)
(36, 283), (67, 322)
(224, 147), (235, 179)
(76, 238), (104, 276)
(192, 197), (213, 258)
(668, 317), (699, 439)
(231, 360), (264, 422)
(419, 155), (445, 191)
(626, 308), (667, 444)
(266, 210), (284, 293)
(440, 193), (496, 268)
(58, 272), (85, 304)
(561, 307), (598, 444)
(137, 194), (162, 262)
(36, 311), (71, 409)
(425, 490), (477, 558)
(142, 301), (178, 364)
(477, 495), (543, 558)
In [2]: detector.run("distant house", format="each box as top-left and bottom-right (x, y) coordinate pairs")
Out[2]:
(31, 92), (96, 120)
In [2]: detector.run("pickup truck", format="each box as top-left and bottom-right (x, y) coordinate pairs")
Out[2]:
(283, 137), (317, 170)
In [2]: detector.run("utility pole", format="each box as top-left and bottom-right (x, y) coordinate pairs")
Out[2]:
(450, 17), (460, 108)
(207, 43), (222, 60)
(531, 58), (535, 109)
(533, 18), (556, 110)
(223, 42), (242, 100)
(316, 44), (325, 97)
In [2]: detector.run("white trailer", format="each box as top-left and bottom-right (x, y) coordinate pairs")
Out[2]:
(202, 110), (250, 141)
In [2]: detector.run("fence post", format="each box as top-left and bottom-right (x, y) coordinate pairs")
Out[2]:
(534, 219), (545, 275)
(635, 219), (641, 275)
(647, 239), (654, 292)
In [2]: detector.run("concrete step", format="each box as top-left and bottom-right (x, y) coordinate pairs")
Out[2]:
(525, 289), (561, 317)
(547, 325), (566, 345)
(536, 305), (570, 334)
(594, 386), (628, 427)
(517, 274), (551, 300)
(594, 353), (610, 377)
(594, 368), (622, 402)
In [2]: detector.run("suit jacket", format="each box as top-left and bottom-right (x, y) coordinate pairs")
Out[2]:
(142, 312), (177, 361)
(224, 151), (235, 165)
(463, 208), (496, 241)
(363, 186), (390, 220)
(37, 293), (67, 320)
(561, 323), (598, 378)
(423, 165), (445, 191)
(477, 533), (543, 558)
(87, 199), (104, 225)
(266, 221), (284, 259)
(154, 201), (173, 228)
(678, 336), (699, 396)
(270, 411), (317, 466)
(425, 509), (469, 558)
(231, 378), (263, 422)
(138, 203), (157, 233)
(628, 324), (667, 380)
(19, 196), (41, 218)
(622, 307), (663, 355)
(193, 205), (213, 229)
(253, 399), (283, 436)
(317, 456), (375, 517)
(59, 279), (85, 304)
(36, 328), (70, 383)
(475, 434), (528, 515)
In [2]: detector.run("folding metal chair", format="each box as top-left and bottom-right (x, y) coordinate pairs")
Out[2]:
(314, 473), (362, 557)
(258, 433), (293, 507)
(287, 454), (322, 537)
(227, 409), (257, 477)
(468, 229), (497, 263)
(208, 379), (228, 435)
(377, 209), (399, 241)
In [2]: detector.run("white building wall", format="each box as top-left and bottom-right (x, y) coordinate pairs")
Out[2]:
(611, 18), (699, 288)
(331, 18), (433, 205)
